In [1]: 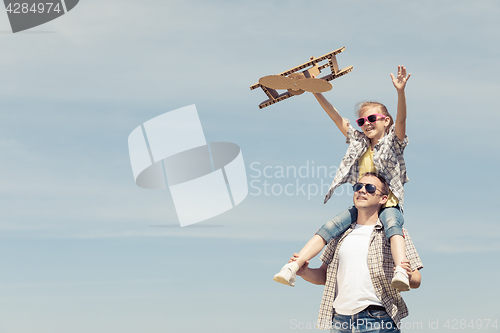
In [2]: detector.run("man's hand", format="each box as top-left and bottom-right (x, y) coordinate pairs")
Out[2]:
(395, 260), (421, 288)
(289, 253), (309, 276)
(390, 65), (411, 91)
(397, 260), (412, 281)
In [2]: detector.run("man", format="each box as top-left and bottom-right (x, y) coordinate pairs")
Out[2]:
(292, 173), (422, 332)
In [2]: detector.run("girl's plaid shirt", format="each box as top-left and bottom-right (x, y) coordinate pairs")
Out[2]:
(324, 122), (409, 206)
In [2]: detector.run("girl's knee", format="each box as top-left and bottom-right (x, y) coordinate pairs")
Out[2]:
(380, 210), (404, 229)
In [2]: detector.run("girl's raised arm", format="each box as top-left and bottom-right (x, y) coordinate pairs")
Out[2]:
(313, 93), (349, 138)
(390, 65), (411, 142)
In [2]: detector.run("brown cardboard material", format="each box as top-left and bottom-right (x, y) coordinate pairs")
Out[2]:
(250, 47), (353, 109)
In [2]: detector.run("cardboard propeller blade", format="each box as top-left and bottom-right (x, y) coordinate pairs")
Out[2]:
(259, 75), (332, 93)
(296, 78), (332, 93)
(259, 75), (292, 90)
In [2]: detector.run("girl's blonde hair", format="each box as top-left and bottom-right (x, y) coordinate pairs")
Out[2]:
(355, 101), (393, 134)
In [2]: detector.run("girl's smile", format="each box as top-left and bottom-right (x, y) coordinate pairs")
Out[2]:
(359, 108), (389, 141)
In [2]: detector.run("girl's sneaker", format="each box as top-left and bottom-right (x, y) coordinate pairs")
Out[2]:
(391, 266), (410, 291)
(273, 263), (296, 287)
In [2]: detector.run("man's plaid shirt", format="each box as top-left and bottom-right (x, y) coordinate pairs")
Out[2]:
(317, 220), (423, 330)
(324, 122), (409, 205)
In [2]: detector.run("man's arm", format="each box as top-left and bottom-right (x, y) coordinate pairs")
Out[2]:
(410, 269), (421, 289)
(400, 229), (423, 289)
(399, 261), (421, 289)
(298, 262), (328, 285)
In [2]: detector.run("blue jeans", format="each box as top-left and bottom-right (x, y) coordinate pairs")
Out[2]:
(316, 206), (404, 242)
(331, 308), (400, 333)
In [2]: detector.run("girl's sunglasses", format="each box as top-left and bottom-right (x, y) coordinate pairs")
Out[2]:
(353, 183), (387, 195)
(356, 114), (387, 127)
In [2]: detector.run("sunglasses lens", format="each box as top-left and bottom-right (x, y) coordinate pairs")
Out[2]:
(367, 115), (377, 123)
(353, 183), (363, 192)
(365, 184), (376, 193)
(353, 183), (377, 194)
(356, 118), (365, 126)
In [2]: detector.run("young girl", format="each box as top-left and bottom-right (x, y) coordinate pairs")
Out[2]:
(273, 66), (412, 291)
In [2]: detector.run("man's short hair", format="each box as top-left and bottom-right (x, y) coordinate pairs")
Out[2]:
(360, 172), (389, 195)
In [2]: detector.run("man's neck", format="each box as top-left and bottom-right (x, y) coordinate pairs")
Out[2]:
(356, 208), (380, 226)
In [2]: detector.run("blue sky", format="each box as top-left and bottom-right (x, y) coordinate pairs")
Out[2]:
(0, 0), (499, 332)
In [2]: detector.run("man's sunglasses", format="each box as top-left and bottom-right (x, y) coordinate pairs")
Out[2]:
(356, 114), (387, 127)
(353, 182), (387, 195)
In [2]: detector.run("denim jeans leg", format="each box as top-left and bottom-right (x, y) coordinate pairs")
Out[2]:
(379, 206), (404, 240)
(316, 206), (357, 243)
(330, 312), (353, 333)
(330, 310), (400, 333)
(362, 309), (400, 333)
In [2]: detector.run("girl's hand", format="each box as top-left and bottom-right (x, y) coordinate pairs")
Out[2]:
(390, 65), (411, 91)
(289, 253), (309, 276)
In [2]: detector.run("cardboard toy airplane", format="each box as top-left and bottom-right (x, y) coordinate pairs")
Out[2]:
(250, 47), (353, 109)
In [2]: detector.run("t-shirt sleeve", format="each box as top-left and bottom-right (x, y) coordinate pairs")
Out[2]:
(402, 228), (423, 271)
(320, 239), (337, 266)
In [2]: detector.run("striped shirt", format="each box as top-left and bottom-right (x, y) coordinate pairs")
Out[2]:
(317, 220), (423, 330)
(324, 122), (409, 205)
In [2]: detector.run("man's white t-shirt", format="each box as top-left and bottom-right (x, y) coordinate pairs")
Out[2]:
(332, 223), (383, 315)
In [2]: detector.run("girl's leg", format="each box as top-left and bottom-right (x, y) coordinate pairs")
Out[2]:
(379, 206), (409, 291)
(379, 206), (407, 265)
(294, 235), (326, 267)
(295, 206), (357, 267)
(390, 236), (407, 270)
